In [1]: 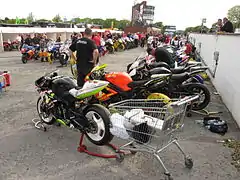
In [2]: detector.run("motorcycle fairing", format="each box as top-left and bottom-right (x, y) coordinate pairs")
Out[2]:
(69, 80), (109, 99)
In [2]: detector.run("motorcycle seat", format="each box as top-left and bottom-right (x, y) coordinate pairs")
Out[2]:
(170, 67), (185, 74)
(171, 72), (189, 81)
(128, 79), (149, 88)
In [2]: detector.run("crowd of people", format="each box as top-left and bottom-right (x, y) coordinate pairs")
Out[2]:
(212, 17), (234, 33)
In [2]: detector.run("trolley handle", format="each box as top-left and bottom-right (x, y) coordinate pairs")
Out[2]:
(170, 95), (200, 106)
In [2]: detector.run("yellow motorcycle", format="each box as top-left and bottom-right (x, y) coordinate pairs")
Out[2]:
(113, 38), (125, 52)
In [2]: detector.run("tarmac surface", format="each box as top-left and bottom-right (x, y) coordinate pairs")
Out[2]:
(0, 49), (239, 180)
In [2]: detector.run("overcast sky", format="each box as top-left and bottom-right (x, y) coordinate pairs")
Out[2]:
(0, 0), (239, 30)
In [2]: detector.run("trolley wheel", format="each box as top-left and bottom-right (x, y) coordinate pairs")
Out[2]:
(130, 151), (137, 155)
(185, 157), (193, 169)
(165, 176), (174, 180)
(187, 112), (192, 117)
(116, 153), (124, 163)
(129, 145), (137, 155)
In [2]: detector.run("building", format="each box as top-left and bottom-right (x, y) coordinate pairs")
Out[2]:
(164, 25), (176, 35)
(131, 1), (155, 27)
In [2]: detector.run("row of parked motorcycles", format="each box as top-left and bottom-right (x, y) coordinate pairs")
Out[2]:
(35, 43), (211, 148)
(70, 44), (210, 111)
(105, 36), (139, 53)
(20, 40), (71, 65)
(3, 40), (19, 51)
(20, 36), (139, 65)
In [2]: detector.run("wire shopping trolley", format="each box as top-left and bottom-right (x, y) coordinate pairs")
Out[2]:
(108, 95), (199, 180)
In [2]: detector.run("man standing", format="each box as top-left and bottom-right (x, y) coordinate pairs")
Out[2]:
(69, 28), (99, 87)
(221, 17), (234, 33)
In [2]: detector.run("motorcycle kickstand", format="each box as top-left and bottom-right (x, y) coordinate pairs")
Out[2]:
(32, 118), (47, 131)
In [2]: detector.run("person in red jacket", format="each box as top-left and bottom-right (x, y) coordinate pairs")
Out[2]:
(92, 32), (101, 47)
(185, 42), (192, 55)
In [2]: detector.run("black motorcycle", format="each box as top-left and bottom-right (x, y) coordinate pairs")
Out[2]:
(35, 70), (113, 146)
(130, 67), (210, 111)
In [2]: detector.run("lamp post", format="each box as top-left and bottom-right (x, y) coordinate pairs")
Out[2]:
(201, 18), (206, 33)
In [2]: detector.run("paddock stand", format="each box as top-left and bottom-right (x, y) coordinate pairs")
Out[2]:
(32, 118), (130, 162)
(77, 133), (132, 162)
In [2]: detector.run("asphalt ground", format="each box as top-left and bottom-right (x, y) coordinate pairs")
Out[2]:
(0, 49), (239, 180)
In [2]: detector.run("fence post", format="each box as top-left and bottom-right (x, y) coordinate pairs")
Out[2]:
(0, 30), (4, 53)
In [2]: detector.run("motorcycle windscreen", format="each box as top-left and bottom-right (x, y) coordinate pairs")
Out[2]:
(128, 69), (136, 77)
(69, 80), (109, 99)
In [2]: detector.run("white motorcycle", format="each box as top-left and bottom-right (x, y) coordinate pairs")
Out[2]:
(59, 40), (72, 66)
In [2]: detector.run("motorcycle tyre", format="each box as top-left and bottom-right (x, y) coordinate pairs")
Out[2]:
(59, 54), (68, 66)
(22, 54), (28, 64)
(84, 104), (113, 146)
(37, 97), (55, 125)
(187, 83), (211, 111)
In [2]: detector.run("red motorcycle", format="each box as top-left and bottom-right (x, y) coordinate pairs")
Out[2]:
(3, 41), (13, 51)
(20, 44), (40, 64)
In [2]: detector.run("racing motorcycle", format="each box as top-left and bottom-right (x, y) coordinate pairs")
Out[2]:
(84, 64), (172, 105)
(59, 40), (71, 66)
(105, 38), (115, 54)
(127, 54), (208, 84)
(21, 44), (40, 64)
(35, 70), (113, 145)
(128, 64), (211, 110)
(47, 41), (62, 63)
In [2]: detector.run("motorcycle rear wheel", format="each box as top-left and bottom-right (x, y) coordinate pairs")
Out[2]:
(187, 83), (211, 110)
(84, 104), (113, 146)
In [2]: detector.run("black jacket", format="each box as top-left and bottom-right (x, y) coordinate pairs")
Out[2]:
(221, 21), (234, 33)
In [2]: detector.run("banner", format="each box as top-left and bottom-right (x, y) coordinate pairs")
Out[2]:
(15, 17), (20, 24)
(25, 19), (29, 24)
(111, 21), (114, 29)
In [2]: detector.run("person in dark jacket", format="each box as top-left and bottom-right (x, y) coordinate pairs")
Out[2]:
(24, 35), (32, 46)
(221, 17), (234, 33)
(148, 47), (175, 68)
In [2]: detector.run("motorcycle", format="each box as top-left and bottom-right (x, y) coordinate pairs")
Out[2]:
(127, 54), (208, 84)
(59, 40), (71, 66)
(84, 64), (171, 105)
(21, 44), (40, 64)
(3, 41), (13, 51)
(113, 38), (125, 52)
(35, 70), (113, 146)
(128, 64), (211, 110)
(105, 39), (115, 54)
(47, 41), (62, 63)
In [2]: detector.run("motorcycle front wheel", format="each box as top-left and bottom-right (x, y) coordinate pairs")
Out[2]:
(37, 97), (55, 125)
(59, 53), (69, 66)
(84, 104), (113, 146)
(21, 54), (28, 64)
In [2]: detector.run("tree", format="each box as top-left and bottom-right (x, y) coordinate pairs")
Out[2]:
(27, 12), (34, 23)
(184, 25), (209, 33)
(228, 5), (240, 28)
(117, 20), (130, 30)
(153, 21), (163, 28)
(103, 18), (117, 28)
(52, 14), (62, 23)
